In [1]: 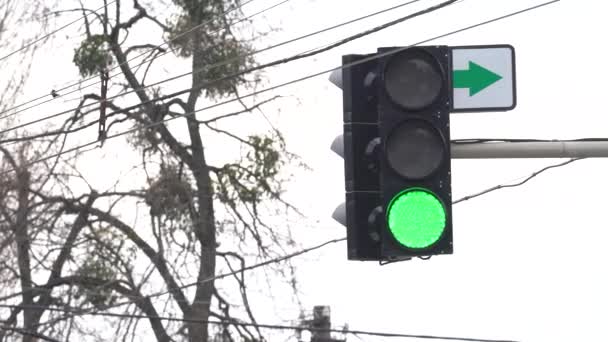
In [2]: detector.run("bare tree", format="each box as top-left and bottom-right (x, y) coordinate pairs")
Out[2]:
(0, 1), (87, 341)
(2, 0), (302, 341)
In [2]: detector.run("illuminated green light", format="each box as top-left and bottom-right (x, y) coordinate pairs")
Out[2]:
(386, 189), (446, 249)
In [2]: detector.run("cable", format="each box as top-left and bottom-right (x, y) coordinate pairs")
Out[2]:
(452, 138), (608, 144)
(54, 0), (421, 101)
(453, 158), (583, 204)
(0, 325), (60, 342)
(0, 237), (346, 312)
(0, 0), (268, 120)
(384, 161), (568, 265)
(0, 1), (116, 63)
(0, 239), (350, 341)
(0, 0), (427, 133)
(0, 163), (565, 342)
(0, 305), (519, 342)
(0, 0), (267, 120)
(0, 0), (561, 176)
(6, 154), (580, 308)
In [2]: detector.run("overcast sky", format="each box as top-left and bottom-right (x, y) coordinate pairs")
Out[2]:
(263, 1), (608, 341)
(12, 0), (608, 341)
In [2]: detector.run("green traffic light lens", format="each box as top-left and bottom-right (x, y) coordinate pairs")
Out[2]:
(386, 189), (446, 249)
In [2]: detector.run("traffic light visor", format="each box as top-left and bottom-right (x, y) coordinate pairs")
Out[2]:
(383, 49), (443, 110)
(386, 188), (446, 249)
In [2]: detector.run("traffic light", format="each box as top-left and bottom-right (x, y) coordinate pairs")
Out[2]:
(377, 46), (453, 258)
(331, 46), (453, 261)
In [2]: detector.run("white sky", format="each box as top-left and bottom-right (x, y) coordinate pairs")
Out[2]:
(8, 0), (608, 341)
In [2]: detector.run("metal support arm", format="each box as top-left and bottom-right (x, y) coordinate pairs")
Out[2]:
(451, 141), (608, 159)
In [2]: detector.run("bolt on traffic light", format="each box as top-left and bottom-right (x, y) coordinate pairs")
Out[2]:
(331, 46), (453, 261)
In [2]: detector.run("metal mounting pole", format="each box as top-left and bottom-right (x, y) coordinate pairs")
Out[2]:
(451, 141), (608, 159)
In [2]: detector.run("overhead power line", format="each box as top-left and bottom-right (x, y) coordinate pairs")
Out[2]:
(453, 158), (583, 204)
(0, 237), (347, 325)
(0, 325), (60, 342)
(0, 143), (577, 304)
(0, 0), (267, 119)
(0, 155), (577, 328)
(452, 138), (608, 144)
(0, 236), (346, 308)
(0, 153), (581, 321)
(0, 146), (574, 311)
(0, 1), (117, 63)
(0, 0), (427, 132)
(4, 141), (567, 305)
(0, 307), (517, 342)
(0, 0), (560, 177)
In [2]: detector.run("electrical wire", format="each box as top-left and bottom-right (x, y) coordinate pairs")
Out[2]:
(0, 305), (517, 342)
(452, 158), (583, 204)
(0, 0), (471, 145)
(46, 0), (266, 97)
(452, 138), (608, 144)
(382, 155), (577, 265)
(3, 155), (579, 308)
(52, 0), (260, 88)
(0, 0), (269, 120)
(0, 325), (60, 342)
(48, 0), (422, 103)
(0, 239), (350, 340)
(0, 0), (428, 133)
(0, 237), (346, 312)
(0, 1), (117, 63)
(0, 158), (577, 342)
(0, 0), (561, 177)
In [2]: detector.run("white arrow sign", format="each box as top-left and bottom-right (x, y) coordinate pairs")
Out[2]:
(451, 44), (516, 112)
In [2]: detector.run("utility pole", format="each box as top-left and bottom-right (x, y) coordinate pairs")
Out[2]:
(300, 306), (345, 342)
(311, 306), (331, 342)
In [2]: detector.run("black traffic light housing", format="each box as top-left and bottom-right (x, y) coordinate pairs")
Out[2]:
(377, 46), (453, 259)
(332, 46), (453, 261)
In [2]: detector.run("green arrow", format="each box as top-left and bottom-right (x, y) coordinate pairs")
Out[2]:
(453, 61), (503, 96)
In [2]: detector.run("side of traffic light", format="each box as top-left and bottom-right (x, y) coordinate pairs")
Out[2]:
(330, 54), (382, 261)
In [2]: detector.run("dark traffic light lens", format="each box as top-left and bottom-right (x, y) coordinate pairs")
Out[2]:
(385, 120), (445, 179)
(383, 50), (443, 110)
(386, 188), (446, 249)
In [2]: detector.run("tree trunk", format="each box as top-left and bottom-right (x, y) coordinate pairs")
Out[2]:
(185, 31), (218, 342)
(15, 168), (35, 341)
